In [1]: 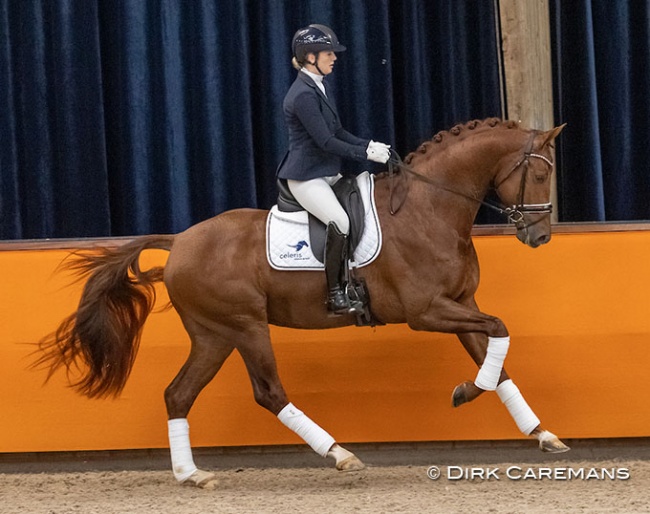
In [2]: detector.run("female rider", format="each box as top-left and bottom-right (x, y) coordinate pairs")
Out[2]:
(276, 24), (391, 315)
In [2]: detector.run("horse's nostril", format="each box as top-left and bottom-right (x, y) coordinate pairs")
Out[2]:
(535, 234), (551, 246)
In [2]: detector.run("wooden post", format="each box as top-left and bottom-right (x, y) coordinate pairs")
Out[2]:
(498, 0), (558, 221)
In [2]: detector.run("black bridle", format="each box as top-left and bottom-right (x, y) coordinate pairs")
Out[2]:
(387, 132), (554, 227)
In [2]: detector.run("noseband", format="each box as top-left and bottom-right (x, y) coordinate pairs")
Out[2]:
(388, 131), (554, 227)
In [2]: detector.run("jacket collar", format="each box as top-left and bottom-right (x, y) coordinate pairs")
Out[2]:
(297, 71), (338, 116)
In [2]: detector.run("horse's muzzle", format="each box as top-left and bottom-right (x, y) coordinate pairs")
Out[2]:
(516, 219), (552, 248)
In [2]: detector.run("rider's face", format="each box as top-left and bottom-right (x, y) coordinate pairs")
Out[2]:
(306, 51), (337, 75)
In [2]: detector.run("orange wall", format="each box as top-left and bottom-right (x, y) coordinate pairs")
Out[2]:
(1, 230), (649, 453)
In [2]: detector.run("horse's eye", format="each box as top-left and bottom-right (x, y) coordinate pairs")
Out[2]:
(534, 173), (547, 184)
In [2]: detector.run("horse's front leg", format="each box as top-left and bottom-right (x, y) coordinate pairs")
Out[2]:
(496, 378), (570, 453)
(451, 320), (569, 453)
(408, 298), (510, 394)
(409, 298), (569, 453)
(452, 331), (509, 407)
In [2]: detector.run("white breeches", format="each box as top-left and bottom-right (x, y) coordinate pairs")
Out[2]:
(287, 175), (350, 234)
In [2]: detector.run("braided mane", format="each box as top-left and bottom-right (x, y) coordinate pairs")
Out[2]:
(403, 117), (520, 165)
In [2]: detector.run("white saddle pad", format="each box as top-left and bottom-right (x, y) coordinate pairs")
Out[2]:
(266, 171), (382, 271)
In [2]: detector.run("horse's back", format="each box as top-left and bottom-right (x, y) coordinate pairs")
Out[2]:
(171, 207), (267, 259)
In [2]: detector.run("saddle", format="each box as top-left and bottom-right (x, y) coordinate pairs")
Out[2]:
(270, 173), (383, 327)
(276, 175), (365, 263)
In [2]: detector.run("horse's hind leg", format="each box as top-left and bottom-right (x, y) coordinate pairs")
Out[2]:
(237, 323), (365, 472)
(164, 317), (235, 489)
(453, 332), (569, 453)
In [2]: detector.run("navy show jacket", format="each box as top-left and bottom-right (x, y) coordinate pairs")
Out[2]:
(276, 71), (370, 181)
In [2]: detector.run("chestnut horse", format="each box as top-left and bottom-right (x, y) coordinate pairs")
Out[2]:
(35, 118), (568, 489)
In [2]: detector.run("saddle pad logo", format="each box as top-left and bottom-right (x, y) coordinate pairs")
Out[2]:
(280, 240), (311, 262)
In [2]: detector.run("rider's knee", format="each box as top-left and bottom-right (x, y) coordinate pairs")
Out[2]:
(331, 215), (350, 235)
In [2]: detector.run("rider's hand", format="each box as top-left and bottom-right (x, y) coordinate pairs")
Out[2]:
(372, 140), (391, 151)
(366, 140), (391, 163)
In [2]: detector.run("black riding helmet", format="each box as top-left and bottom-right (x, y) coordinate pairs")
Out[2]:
(292, 24), (346, 69)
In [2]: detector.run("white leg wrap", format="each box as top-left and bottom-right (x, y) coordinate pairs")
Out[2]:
(537, 430), (557, 443)
(168, 418), (198, 482)
(277, 403), (335, 458)
(496, 379), (541, 435)
(474, 336), (510, 391)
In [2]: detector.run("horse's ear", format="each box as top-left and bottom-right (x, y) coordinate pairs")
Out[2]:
(540, 123), (567, 147)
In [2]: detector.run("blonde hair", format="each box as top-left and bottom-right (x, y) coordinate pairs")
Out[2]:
(291, 57), (302, 70)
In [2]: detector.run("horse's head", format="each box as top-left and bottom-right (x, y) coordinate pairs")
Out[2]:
(492, 124), (566, 248)
(394, 119), (566, 248)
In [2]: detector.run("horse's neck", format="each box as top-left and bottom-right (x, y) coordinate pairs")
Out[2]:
(386, 128), (527, 239)
(405, 141), (499, 233)
(431, 133), (511, 191)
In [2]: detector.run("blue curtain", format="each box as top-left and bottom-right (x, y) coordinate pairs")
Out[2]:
(1, 0), (502, 239)
(550, 0), (650, 221)
(1, 1), (110, 238)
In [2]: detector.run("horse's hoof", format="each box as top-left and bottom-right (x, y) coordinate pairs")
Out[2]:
(336, 455), (366, 472)
(182, 469), (218, 490)
(535, 430), (571, 453)
(540, 437), (571, 453)
(452, 381), (480, 407)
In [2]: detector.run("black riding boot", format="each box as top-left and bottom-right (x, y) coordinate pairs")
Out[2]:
(324, 223), (351, 314)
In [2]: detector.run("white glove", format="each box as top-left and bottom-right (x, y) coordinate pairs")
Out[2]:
(366, 140), (391, 163)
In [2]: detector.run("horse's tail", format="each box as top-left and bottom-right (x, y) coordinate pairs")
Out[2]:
(32, 234), (175, 399)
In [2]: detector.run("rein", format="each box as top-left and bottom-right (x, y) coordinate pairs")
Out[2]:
(387, 132), (554, 226)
